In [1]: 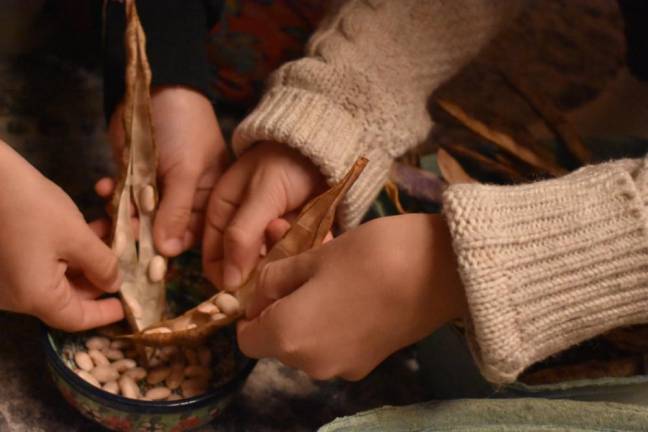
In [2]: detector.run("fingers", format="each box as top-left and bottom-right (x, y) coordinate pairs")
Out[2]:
(203, 160), (254, 287)
(38, 278), (124, 332)
(247, 253), (314, 318)
(65, 224), (121, 294)
(95, 177), (115, 198)
(155, 170), (201, 256)
(265, 218), (291, 246)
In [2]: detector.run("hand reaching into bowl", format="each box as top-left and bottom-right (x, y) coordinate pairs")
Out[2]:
(0, 142), (123, 331)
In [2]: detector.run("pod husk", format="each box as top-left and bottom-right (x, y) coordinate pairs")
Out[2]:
(112, 0), (166, 333)
(127, 157), (369, 347)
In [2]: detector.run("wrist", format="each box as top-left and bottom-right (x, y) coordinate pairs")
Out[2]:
(415, 213), (467, 327)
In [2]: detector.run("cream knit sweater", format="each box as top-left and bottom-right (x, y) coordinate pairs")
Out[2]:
(234, 0), (648, 385)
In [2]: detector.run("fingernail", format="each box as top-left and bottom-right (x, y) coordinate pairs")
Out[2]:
(223, 264), (242, 290)
(163, 238), (183, 256)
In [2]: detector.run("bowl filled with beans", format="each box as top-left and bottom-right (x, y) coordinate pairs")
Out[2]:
(41, 251), (256, 432)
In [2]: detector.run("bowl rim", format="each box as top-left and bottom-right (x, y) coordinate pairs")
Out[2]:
(41, 324), (256, 413)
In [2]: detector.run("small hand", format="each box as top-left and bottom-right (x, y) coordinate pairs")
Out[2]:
(0, 143), (122, 331)
(202, 141), (325, 290)
(237, 214), (467, 380)
(107, 86), (228, 257)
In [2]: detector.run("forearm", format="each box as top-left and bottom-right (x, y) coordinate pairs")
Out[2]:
(103, 0), (222, 120)
(235, 0), (522, 228)
(443, 157), (648, 384)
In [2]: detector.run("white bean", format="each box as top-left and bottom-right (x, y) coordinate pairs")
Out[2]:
(88, 349), (109, 366)
(196, 302), (219, 315)
(147, 366), (171, 385)
(77, 370), (100, 388)
(168, 393), (182, 401)
(91, 365), (120, 383)
(112, 359), (137, 372)
(104, 349), (124, 361)
(145, 387), (171, 401)
(119, 375), (140, 399)
(74, 352), (94, 371)
(171, 316), (192, 331)
(185, 365), (212, 380)
(110, 340), (131, 350)
(103, 381), (119, 395)
(144, 326), (171, 335)
(140, 185), (156, 214)
(210, 313), (227, 321)
(198, 347), (212, 367)
(165, 365), (184, 390)
(183, 349), (198, 366)
(85, 336), (110, 351)
(124, 367), (147, 381)
(148, 255), (167, 282)
(214, 293), (240, 315)
(181, 378), (208, 398)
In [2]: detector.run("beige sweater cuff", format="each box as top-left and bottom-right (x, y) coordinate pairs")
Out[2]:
(443, 160), (648, 384)
(233, 86), (391, 229)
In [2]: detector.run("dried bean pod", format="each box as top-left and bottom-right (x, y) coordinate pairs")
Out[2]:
(77, 370), (101, 387)
(74, 352), (94, 371)
(86, 337), (110, 351)
(147, 366), (171, 385)
(88, 349), (110, 366)
(91, 365), (120, 383)
(145, 387), (171, 401)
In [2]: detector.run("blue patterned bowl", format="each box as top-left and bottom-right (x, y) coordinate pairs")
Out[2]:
(43, 326), (255, 432)
(41, 250), (256, 432)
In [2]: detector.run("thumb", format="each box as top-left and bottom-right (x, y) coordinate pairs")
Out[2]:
(66, 224), (121, 294)
(155, 170), (200, 256)
(247, 252), (314, 318)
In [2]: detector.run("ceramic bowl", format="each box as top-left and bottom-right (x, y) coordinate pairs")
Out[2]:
(41, 250), (256, 432)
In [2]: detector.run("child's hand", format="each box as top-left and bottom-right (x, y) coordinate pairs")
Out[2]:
(237, 214), (467, 380)
(202, 141), (325, 290)
(0, 144), (122, 331)
(106, 86), (228, 257)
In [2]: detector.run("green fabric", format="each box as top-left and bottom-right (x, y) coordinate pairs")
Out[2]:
(319, 398), (648, 431)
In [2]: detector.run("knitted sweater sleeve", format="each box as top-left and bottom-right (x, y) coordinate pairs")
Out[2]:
(233, 0), (520, 229)
(443, 157), (648, 384)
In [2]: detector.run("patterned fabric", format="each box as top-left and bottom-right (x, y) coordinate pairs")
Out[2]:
(206, 0), (325, 109)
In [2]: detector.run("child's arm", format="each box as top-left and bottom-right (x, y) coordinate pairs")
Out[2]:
(444, 157), (648, 384)
(0, 142), (123, 331)
(204, 0), (521, 289)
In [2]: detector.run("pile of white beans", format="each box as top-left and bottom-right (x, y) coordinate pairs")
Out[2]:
(72, 336), (214, 401)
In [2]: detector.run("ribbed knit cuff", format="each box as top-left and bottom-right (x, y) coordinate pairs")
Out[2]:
(443, 162), (648, 384)
(233, 86), (391, 229)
